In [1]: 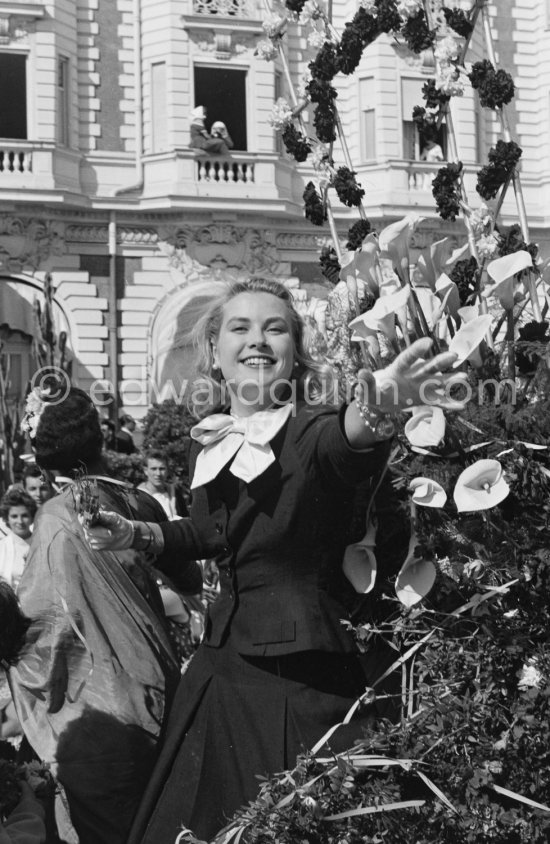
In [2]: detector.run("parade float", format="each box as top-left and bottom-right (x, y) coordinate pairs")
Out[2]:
(174, 2), (550, 842)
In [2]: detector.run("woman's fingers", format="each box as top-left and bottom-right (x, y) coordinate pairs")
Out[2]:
(82, 510), (134, 550)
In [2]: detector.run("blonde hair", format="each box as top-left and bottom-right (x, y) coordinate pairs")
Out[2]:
(188, 277), (334, 419)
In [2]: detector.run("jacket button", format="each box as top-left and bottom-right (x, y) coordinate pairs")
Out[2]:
(215, 522), (223, 534)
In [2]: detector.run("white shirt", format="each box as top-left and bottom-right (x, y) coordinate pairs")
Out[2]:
(0, 531), (31, 589)
(138, 483), (180, 520)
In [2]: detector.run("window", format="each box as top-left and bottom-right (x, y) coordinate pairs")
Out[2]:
(194, 66), (247, 150)
(151, 62), (168, 152)
(401, 77), (447, 160)
(0, 53), (27, 139)
(359, 77), (376, 161)
(57, 56), (69, 146)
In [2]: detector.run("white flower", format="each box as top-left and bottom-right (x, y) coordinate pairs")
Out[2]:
(358, 0), (377, 12)
(21, 387), (49, 439)
(299, 0), (325, 25)
(268, 97), (293, 130)
(397, 0), (423, 18)
(405, 407), (446, 450)
(476, 234), (500, 260)
(434, 35), (461, 63)
(308, 28), (328, 48)
(436, 65), (466, 97)
(255, 39), (279, 62)
(310, 142), (330, 170)
(296, 72), (312, 101)
(518, 657), (542, 690)
(469, 203), (493, 236)
(262, 12), (286, 37)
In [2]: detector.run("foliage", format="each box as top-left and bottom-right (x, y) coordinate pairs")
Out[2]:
(141, 400), (196, 484)
(103, 451), (145, 487)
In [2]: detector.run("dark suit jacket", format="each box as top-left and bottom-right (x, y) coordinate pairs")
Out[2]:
(159, 403), (391, 657)
(116, 429), (135, 454)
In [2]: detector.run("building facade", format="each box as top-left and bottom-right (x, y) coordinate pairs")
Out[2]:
(1, 0), (550, 422)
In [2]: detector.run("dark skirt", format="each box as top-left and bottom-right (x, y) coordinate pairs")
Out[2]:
(129, 637), (398, 843)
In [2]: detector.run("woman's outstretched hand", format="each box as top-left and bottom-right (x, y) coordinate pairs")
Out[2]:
(81, 510), (134, 550)
(359, 337), (468, 413)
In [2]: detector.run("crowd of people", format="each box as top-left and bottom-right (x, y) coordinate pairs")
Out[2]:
(0, 276), (462, 844)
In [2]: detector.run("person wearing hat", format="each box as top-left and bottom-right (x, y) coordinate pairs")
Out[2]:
(189, 106), (231, 154)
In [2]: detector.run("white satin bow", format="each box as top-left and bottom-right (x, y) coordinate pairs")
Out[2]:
(190, 404), (293, 488)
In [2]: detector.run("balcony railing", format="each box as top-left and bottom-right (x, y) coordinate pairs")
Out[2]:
(0, 145), (33, 175)
(0, 140), (83, 194)
(196, 156), (255, 183)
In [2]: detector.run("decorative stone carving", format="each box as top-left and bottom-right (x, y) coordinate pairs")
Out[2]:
(158, 224), (283, 278)
(192, 0), (257, 17)
(0, 217), (65, 272)
(276, 232), (328, 252)
(188, 27), (257, 55)
(65, 225), (159, 244)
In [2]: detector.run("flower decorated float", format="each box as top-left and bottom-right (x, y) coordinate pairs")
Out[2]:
(172, 2), (550, 842)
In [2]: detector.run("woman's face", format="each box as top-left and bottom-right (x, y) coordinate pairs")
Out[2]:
(8, 506), (33, 540)
(213, 292), (296, 416)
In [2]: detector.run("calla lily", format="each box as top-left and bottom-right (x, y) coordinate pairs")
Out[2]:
(415, 237), (454, 290)
(485, 250), (533, 310)
(453, 459), (510, 512)
(395, 531), (436, 607)
(457, 305), (480, 323)
(409, 477), (447, 507)
(449, 314), (493, 367)
(487, 250), (533, 284)
(445, 241), (471, 272)
(378, 214), (423, 286)
(435, 274), (461, 320)
(405, 406), (446, 448)
(342, 518), (377, 593)
(413, 286), (447, 331)
(349, 285), (411, 345)
(339, 245), (381, 300)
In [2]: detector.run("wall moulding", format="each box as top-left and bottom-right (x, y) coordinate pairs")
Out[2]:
(0, 216), (65, 272)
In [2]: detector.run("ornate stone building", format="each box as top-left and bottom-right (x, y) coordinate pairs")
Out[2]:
(1, 0), (550, 421)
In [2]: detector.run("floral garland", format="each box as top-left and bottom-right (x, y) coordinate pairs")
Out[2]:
(469, 59), (516, 110)
(303, 181), (326, 226)
(476, 139), (523, 201)
(332, 167), (365, 208)
(432, 161), (463, 221)
(281, 124), (312, 162)
(346, 219), (372, 251)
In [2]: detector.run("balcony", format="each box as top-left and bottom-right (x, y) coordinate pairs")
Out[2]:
(135, 149), (300, 212)
(0, 139), (83, 199)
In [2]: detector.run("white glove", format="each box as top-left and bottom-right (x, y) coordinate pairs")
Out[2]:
(82, 510), (134, 551)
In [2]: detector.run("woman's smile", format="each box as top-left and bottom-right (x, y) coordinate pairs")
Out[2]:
(213, 292), (296, 416)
